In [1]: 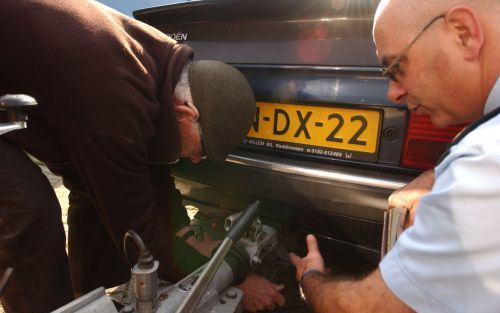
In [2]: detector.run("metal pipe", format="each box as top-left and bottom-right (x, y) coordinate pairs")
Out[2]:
(0, 267), (14, 297)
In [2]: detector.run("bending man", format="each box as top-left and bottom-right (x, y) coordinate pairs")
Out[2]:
(0, 0), (284, 312)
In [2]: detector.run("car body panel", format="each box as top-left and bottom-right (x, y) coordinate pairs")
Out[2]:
(134, 0), (418, 271)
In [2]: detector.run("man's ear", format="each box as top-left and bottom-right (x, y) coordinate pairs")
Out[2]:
(446, 6), (484, 60)
(174, 103), (198, 121)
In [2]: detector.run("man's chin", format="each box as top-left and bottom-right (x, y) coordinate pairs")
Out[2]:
(429, 115), (453, 128)
(413, 108), (447, 126)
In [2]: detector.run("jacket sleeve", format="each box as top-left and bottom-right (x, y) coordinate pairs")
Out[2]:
(58, 99), (208, 281)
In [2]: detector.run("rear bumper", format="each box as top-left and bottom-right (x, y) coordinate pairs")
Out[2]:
(172, 151), (413, 270)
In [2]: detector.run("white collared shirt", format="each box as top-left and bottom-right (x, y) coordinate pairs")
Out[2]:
(380, 77), (500, 313)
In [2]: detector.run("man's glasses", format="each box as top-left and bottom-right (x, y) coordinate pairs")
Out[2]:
(197, 122), (207, 160)
(200, 138), (207, 160)
(381, 14), (445, 82)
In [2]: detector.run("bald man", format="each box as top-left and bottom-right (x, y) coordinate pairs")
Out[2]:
(290, 0), (500, 312)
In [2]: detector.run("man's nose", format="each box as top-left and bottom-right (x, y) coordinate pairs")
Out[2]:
(387, 80), (407, 104)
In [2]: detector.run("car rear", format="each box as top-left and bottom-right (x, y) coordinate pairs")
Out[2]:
(134, 0), (462, 281)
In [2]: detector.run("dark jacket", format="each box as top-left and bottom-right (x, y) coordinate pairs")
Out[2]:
(0, 0), (206, 286)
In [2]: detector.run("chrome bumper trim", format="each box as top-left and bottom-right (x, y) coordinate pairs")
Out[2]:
(226, 154), (407, 191)
(233, 64), (384, 73)
(0, 124), (23, 136)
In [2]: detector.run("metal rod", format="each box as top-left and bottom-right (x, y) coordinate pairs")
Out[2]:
(0, 267), (13, 297)
(174, 238), (233, 313)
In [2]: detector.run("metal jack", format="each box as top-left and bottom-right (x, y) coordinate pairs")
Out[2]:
(124, 230), (160, 313)
(132, 259), (159, 313)
(174, 201), (260, 313)
(49, 201), (266, 313)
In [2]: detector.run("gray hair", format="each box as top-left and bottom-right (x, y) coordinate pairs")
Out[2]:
(174, 61), (200, 119)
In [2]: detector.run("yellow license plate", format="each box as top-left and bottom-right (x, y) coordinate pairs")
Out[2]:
(244, 102), (382, 161)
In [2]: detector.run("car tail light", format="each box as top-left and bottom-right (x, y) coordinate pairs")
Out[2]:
(402, 113), (465, 170)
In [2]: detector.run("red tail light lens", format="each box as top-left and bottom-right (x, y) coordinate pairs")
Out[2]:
(402, 113), (465, 170)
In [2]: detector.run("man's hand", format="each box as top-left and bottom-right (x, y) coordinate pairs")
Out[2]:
(177, 226), (285, 311)
(289, 234), (325, 281)
(388, 169), (435, 227)
(236, 272), (285, 312)
(175, 226), (221, 257)
(289, 235), (413, 313)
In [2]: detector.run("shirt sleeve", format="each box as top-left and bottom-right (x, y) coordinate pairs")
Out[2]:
(380, 120), (500, 313)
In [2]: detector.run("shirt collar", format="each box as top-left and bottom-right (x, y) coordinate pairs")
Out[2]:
(483, 76), (500, 115)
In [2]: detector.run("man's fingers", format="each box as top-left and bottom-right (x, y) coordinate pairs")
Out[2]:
(272, 283), (286, 306)
(266, 302), (276, 311)
(275, 290), (286, 306)
(264, 292), (285, 310)
(260, 296), (276, 311)
(289, 252), (301, 266)
(306, 234), (319, 252)
(274, 283), (285, 291)
(245, 299), (261, 312)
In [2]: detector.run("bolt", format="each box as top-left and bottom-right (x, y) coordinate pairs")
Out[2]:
(159, 292), (169, 301)
(257, 231), (267, 242)
(226, 290), (238, 299)
(252, 255), (262, 264)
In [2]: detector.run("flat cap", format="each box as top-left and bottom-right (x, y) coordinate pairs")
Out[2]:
(189, 60), (255, 164)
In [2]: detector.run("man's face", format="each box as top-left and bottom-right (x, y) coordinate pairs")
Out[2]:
(373, 5), (481, 127)
(178, 118), (206, 163)
(175, 99), (207, 163)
